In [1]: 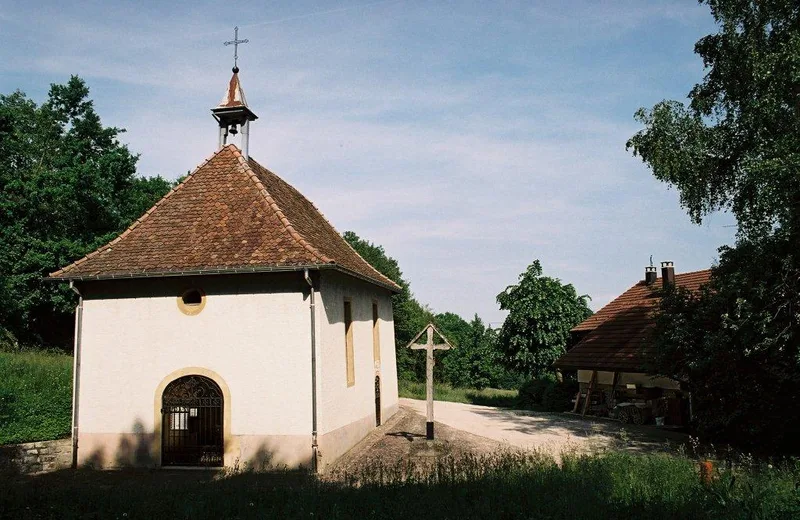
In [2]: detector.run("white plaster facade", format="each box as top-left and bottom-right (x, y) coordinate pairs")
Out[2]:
(316, 271), (399, 469)
(73, 272), (398, 470)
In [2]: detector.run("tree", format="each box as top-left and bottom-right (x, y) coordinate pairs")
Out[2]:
(628, 1), (800, 452)
(627, 1), (800, 240)
(652, 233), (800, 453)
(438, 313), (519, 390)
(496, 260), (592, 375)
(342, 231), (432, 381)
(0, 77), (172, 348)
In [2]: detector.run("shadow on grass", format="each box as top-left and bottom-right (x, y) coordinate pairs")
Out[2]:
(3, 450), (798, 520)
(385, 431), (426, 442)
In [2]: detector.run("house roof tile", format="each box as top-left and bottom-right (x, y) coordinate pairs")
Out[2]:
(554, 269), (711, 372)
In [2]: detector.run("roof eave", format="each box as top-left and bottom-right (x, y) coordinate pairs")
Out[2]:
(48, 263), (402, 293)
(325, 264), (402, 293)
(553, 361), (650, 372)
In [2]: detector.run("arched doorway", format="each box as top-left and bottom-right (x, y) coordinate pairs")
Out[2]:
(161, 375), (223, 466)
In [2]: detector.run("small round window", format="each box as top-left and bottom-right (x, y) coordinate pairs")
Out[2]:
(177, 288), (206, 316)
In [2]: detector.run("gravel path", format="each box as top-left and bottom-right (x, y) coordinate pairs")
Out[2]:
(400, 398), (688, 456)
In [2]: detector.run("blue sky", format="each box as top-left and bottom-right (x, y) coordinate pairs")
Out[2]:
(0, 0), (735, 325)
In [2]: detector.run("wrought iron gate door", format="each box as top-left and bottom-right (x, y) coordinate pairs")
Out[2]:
(375, 375), (381, 426)
(161, 375), (223, 466)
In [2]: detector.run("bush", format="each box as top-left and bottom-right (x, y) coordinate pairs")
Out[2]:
(542, 380), (578, 412)
(517, 376), (555, 408)
(0, 351), (73, 444)
(517, 375), (577, 412)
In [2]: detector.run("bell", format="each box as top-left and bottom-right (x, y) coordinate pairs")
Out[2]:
(228, 124), (238, 135)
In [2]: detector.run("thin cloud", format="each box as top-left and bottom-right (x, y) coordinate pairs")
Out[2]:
(0, 0), (733, 321)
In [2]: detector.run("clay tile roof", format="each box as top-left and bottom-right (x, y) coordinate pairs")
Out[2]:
(554, 269), (711, 372)
(50, 145), (401, 292)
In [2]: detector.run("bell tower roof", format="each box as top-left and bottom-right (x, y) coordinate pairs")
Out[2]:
(217, 69), (249, 109)
(212, 68), (258, 121)
(212, 27), (257, 158)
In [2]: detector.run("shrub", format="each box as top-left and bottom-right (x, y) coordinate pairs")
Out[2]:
(541, 380), (578, 412)
(517, 376), (555, 409)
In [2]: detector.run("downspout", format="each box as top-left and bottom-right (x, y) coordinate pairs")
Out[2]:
(304, 269), (319, 472)
(69, 281), (84, 469)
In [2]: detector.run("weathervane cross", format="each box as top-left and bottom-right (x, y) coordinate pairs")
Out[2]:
(224, 26), (249, 70)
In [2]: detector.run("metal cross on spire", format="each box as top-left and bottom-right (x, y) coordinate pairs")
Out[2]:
(224, 26), (249, 72)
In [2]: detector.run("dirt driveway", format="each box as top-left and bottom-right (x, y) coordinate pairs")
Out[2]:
(400, 398), (688, 456)
(327, 400), (688, 477)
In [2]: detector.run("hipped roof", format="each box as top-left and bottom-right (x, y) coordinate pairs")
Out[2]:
(50, 145), (400, 292)
(554, 269), (711, 372)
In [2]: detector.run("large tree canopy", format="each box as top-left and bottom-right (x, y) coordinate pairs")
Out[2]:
(627, 0), (800, 240)
(496, 260), (592, 375)
(0, 77), (172, 347)
(652, 232), (800, 453)
(629, 0), (800, 453)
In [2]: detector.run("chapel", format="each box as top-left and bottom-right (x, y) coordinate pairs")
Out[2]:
(50, 62), (400, 471)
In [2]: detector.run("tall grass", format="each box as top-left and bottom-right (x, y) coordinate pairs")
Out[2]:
(0, 351), (73, 444)
(3, 451), (798, 519)
(398, 379), (518, 407)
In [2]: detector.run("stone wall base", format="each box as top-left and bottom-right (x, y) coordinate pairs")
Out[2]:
(0, 439), (72, 474)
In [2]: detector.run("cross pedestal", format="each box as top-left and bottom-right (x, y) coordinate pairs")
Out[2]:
(407, 324), (452, 440)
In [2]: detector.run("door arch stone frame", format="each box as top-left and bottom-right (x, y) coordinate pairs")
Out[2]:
(153, 367), (236, 467)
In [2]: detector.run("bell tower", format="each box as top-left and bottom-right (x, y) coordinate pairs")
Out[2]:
(212, 27), (258, 159)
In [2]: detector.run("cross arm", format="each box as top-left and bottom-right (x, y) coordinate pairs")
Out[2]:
(410, 343), (451, 351)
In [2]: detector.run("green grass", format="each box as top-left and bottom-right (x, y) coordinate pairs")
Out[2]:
(398, 379), (519, 408)
(0, 351), (73, 445)
(2, 451), (798, 519)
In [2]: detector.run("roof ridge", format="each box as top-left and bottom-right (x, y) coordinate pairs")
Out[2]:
(245, 157), (400, 290)
(644, 268), (713, 282)
(674, 268), (713, 277)
(230, 149), (333, 265)
(50, 145), (232, 277)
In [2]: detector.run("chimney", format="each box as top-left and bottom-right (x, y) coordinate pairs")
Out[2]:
(661, 261), (675, 289)
(645, 265), (658, 285)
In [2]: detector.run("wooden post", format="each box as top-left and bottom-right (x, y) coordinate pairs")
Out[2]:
(407, 324), (452, 440)
(610, 371), (620, 408)
(581, 370), (597, 416)
(572, 391), (581, 413)
(426, 334), (435, 438)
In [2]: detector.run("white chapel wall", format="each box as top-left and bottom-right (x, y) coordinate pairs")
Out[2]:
(76, 274), (313, 468)
(316, 271), (398, 467)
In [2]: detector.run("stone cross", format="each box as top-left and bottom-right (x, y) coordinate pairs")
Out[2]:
(224, 26), (249, 70)
(406, 323), (452, 440)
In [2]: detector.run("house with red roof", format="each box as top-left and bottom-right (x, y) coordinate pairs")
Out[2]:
(51, 64), (400, 471)
(554, 262), (711, 426)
